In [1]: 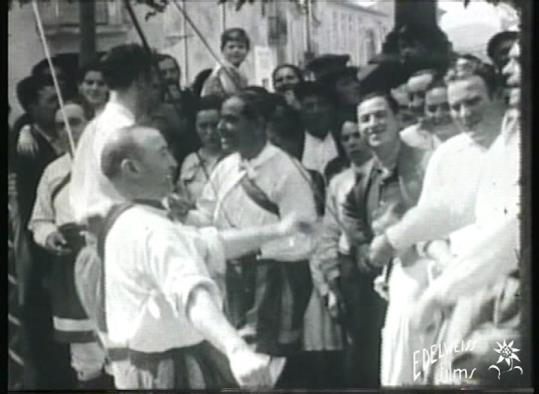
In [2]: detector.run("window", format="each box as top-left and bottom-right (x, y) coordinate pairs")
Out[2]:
(365, 28), (377, 62)
(37, 0), (127, 32)
(38, 1), (111, 26)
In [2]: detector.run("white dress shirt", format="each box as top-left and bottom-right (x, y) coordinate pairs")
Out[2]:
(187, 143), (317, 262)
(69, 101), (135, 223)
(429, 109), (521, 302)
(301, 131), (339, 177)
(386, 133), (492, 251)
(105, 204), (225, 353)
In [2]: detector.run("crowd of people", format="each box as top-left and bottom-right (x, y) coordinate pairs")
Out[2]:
(7, 24), (523, 390)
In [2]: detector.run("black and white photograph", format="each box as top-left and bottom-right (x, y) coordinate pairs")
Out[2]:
(7, 0), (533, 391)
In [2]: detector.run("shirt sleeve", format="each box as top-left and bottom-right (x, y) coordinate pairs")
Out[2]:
(429, 215), (519, 303)
(261, 162), (318, 261)
(146, 226), (223, 318)
(386, 144), (469, 250)
(28, 168), (57, 247)
(313, 177), (343, 284)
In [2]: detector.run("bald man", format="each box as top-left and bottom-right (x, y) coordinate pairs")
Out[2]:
(97, 125), (314, 390)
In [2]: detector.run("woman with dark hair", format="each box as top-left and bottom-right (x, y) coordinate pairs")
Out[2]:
(78, 61), (109, 119)
(272, 64), (304, 109)
(176, 95), (224, 204)
(201, 28), (250, 97)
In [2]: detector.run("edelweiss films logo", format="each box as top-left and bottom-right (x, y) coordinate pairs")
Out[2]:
(488, 339), (523, 380)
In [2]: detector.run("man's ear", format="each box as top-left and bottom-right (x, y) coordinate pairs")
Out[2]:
(120, 158), (139, 177)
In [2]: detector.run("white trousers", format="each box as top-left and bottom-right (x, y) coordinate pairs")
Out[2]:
(380, 259), (434, 386)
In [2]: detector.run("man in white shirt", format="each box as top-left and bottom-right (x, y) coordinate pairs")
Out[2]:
(370, 69), (505, 265)
(100, 123), (316, 389)
(409, 39), (523, 386)
(185, 90), (318, 388)
(70, 44), (158, 226)
(368, 68), (507, 384)
(28, 102), (108, 389)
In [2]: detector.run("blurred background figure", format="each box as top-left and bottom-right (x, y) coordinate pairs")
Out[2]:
(454, 53), (482, 78)
(78, 60), (109, 119)
(177, 94), (224, 206)
(406, 69), (437, 123)
(272, 64), (304, 109)
(191, 68), (213, 98)
(294, 81), (345, 183)
(202, 28), (250, 97)
(401, 79), (459, 151)
(267, 93), (304, 159)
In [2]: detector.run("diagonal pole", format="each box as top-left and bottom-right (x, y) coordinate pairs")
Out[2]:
(31, 0), (76, 157)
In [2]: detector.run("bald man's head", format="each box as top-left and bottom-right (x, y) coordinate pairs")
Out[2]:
(101, 126), (141, 179)
(101, 125), (177, 201)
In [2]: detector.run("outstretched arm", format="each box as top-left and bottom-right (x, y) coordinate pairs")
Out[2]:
(186, 286), (272, 388)
(218, 213), (316, 260)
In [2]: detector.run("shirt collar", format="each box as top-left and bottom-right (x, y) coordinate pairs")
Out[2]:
(373, 139), (400, 177)
(305, 130), (333, 142)
(238, 143), (279, 177)
(105, 100), (136, 122)
(242, 143), (277, 167)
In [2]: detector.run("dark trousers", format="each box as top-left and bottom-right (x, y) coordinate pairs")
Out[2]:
(20, 244), (76, 389)
(116, 342), (237, 390)
(338, 253), (387, 388)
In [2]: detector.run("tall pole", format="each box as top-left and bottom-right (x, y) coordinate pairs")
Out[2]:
(79, 0), (96, 67)
(303, 0), (314, 63)
(182, 0), (189, 85)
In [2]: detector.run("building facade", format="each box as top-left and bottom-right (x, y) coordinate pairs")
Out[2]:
(8, 0), (390, 123)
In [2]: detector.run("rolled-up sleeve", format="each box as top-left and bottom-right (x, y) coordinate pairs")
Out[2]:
(261, 165), (318, 261)
(146, 227), (223, 318)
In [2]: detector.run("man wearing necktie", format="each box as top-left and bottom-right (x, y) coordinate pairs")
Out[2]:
(185, 90), (318, 388)
(341, 91), (430, 387)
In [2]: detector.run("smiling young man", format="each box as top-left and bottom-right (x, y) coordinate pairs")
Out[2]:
(371, 69), (505, 266)
(367, 68), (506, 381)
(339, 91), (429, 387)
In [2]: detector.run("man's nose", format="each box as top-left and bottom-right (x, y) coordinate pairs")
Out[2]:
(502, 59), (515, 79)
(459, 105), (472, 118)
(217, 120), (227, 132)
(435, 106), (446, 117)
